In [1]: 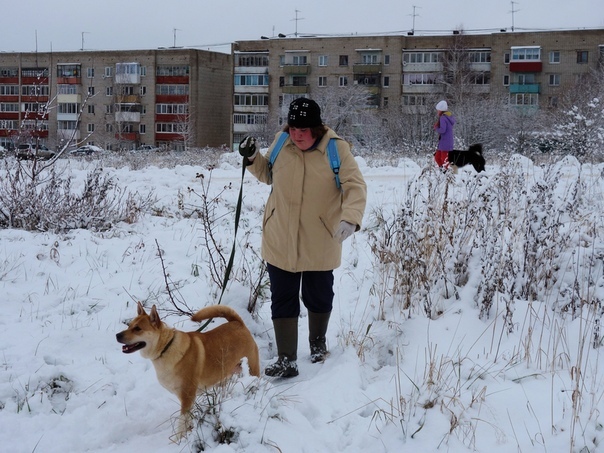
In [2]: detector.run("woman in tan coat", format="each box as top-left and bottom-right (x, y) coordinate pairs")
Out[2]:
(239, 98), (367, 377)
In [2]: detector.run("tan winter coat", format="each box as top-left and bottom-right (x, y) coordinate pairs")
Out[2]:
(247, 128), (367, 272)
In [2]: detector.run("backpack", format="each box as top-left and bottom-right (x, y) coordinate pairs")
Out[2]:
(268, 132), (341, 189)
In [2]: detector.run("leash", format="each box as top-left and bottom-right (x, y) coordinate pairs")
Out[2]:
(197, 158), (247, 332)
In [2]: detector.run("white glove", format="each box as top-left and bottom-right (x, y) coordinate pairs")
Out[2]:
(334, 221), (356, 243)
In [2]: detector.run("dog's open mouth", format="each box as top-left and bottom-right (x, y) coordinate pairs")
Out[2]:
(122, 342), (146, 353)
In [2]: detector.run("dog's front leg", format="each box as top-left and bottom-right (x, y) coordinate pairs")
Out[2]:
(171, 411), (193, 443)
(170, 390), (196, 442)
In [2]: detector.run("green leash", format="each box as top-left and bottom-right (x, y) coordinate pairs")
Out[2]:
(197, 158), (247, 332)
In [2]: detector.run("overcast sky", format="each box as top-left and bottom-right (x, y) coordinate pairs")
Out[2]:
(3, 0), (603, 54)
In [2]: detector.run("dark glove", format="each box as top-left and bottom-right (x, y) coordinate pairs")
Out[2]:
(238, 136), (257, 159)
(334, 221), (356, 243)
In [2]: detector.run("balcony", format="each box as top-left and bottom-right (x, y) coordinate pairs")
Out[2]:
(282, 64), (310, 75)
(116, 94), (141, 104)
(282, 85), (308, 94)
(116, 112), (141, 123)
(509, 83), (541, 94)
(509, 61), (542, 73)
(353, 63), (382, 74)
(115, 132), (140, 141)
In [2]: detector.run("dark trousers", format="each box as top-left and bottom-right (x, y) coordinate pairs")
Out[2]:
(267, 263), (334, 318)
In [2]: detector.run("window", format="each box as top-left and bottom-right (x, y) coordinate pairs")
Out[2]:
(279, 55), (285, 66)
(318, 55), (328, 67)
(57, 84), (77, 94)
(503, 75), (510, 86)
(156, 84), (190, 94)
(106, 104), (113, 114)
(235, 55), (269, 67)
(517, 74), (536, 84)
(88, 105), (94, 114)
(339, 55), (348, 66)
(234, 74), (269, 86)
(403, 52), (441, 64)
(0, 67), (18, 77)
(0, 85), (19, 95)
(318, 76), (327, 87)
(549, 51), (560, 64)
(57, 64), (81, 77)
(232, 114), (268, 125)
(470, 72), (490, 85)
(383, 76), (390, 87)
(58, 120), (77, 130)
(234, 94), (269, 106)
(57, 103), (79, 114)
(140, 86), (147, 96)
(549, 96), (558, 108)
(88, 87), (95, 96)
(402, 95), (428, 106)
(384, 55), (390, 65)
(87, 123), (94, 133)
(403, 73), (442, 85)
(87, 68), (94, 78)
(469, 51), (491, 63)
(139, 124), (146, 134)
(549, 74), (560, 86)
(21, 85), (50, 96)
(156, 65), (190, 76)
(383, 97), (389, 108)
(504, 52), (510, 64)
(156, 103), (189, 114)
(292, 55), (307, 65)
(105, 123), (113, 133)
(104, 67), (113, 77)
(291, 76), (307, 86)
(509, 93), (538, 106)
(106, 86), (113, 96)
(577, 51), (588, 64)
(0, 102), (19, 112)
(362, 54), (378, 64)
(339, 76), (348, 87)
(511, 47), (541, 61)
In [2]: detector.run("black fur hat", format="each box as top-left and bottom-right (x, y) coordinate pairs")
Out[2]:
(288, 98), (322, 128)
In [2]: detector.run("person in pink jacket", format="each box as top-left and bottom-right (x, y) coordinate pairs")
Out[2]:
(238, 98), (367, 378)
(433, 100), (456, 168)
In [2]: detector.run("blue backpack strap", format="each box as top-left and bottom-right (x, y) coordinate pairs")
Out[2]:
(327, 138), (341, 189)
(268, 132), (289, 172)
(270, 132), (341, 189)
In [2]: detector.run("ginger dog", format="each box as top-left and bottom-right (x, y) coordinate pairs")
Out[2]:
(116, 302), (260, 441)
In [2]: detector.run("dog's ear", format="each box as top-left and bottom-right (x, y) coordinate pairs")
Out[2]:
(150, 305), (162, 328)
(137, 301), (147, 316)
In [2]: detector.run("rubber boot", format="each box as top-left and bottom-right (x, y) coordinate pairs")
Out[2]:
(308, 310), (331, 363)
(265, 318), (299, 377)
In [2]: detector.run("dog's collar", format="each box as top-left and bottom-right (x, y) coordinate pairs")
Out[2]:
(158, 334), (175, 358)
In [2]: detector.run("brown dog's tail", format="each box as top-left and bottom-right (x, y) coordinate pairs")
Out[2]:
(191, 305), (244, 324)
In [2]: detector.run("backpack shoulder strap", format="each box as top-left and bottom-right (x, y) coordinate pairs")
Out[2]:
(268, 132), (289, 171)
(269, 132), (341, 190)
(327, 138), (341, 189)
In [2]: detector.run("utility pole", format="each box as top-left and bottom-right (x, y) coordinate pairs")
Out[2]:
(510, 1), (519, 32)
(172, 28), (181, 48)
(81, 32), (90, 51)
(409, 5), (421, 35)
(292, 9), (305, 38)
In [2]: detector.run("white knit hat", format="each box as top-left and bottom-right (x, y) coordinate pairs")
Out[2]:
(435, 100), (448, 111)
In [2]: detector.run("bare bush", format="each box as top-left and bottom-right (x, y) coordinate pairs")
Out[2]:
(0, 159), (156, 232)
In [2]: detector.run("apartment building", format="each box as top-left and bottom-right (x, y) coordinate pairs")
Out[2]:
(232, 28), (604, 146)
(1, 29), (602, 152)
(0, 48), (232, 151)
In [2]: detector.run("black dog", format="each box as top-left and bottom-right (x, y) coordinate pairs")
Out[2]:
(448, 144), (485, 173)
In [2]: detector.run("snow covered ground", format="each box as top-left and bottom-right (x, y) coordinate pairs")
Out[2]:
(1, 151), (603, 452)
